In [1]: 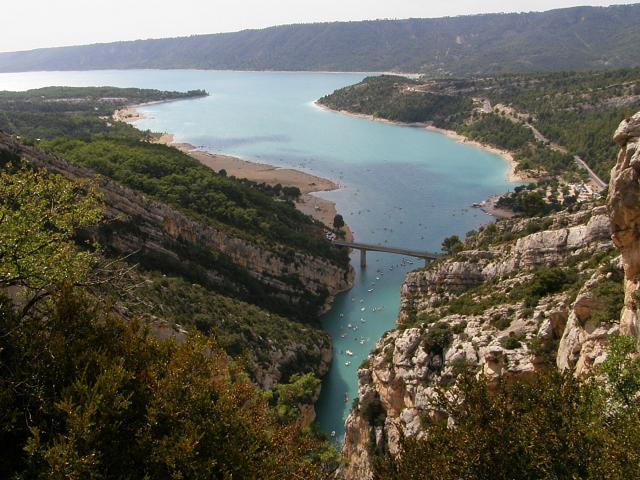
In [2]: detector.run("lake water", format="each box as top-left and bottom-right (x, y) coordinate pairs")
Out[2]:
(0, 70), (514, 443)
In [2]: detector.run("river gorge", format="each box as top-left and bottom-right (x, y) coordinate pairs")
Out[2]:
(0, 69), (516, 443)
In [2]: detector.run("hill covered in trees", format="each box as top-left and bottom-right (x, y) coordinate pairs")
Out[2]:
(1, 4), (640, 75)
(319, 69), (640, 183)
(0, 85), (353, 423)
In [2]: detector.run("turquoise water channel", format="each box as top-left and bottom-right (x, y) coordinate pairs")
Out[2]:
(0, 70), (515, 443)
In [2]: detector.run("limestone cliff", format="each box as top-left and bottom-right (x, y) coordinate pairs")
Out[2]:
(0, 132), (352, 389)
(608, 111), (640, 342)
(339, 112), (640, 479)
(0, 132), (353, 318)
(339, 204), (617, 479)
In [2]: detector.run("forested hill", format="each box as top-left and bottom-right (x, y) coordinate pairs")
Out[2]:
(319, 69), (640, 183)
(2, 4), (640, 75)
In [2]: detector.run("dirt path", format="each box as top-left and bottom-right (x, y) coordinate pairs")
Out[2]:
(492, 102), (607, 190)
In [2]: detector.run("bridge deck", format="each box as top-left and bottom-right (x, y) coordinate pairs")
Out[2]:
(332, 239), (440, 260)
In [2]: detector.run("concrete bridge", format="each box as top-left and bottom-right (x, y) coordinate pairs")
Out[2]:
(332, 239), (440, 268)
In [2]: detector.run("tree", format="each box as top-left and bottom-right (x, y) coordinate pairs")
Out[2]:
(333, 214), (345, 230)
(0, 164), (102, 306)
(441, 235), (463, 255)
(0, 165), (330, 479)
(281, 186), (301, 200)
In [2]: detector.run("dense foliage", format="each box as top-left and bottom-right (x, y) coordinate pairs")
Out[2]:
(319, 75), (472, 126)
(116, 271), (330, 382)
(0, 165), (332, 478)
(375, 339), (640, 479)
(42, 137), (345, 264)
(0, 86), (206, 141)
(482, 69), (640, 180)
(1, 4), (640, 75)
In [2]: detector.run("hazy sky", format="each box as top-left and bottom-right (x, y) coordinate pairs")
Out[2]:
(2, 0), (637, 53)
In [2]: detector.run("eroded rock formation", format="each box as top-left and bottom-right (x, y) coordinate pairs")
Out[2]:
(608, 111), (640, 341)
(339, 112), (640, 480)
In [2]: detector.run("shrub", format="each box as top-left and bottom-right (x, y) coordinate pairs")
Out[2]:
(375, 357), (640, 479)
(360, 395), (387, 427)
(423, 323), (453, 357)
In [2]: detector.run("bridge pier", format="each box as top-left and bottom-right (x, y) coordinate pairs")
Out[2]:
(360, 248), (367, 268)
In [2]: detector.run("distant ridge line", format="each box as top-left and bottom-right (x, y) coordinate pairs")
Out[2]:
(1, 4), (640, 75)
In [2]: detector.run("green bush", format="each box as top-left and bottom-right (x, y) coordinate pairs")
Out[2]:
(375, 352), (640, 479)
(423, 323), (453, 357)
(360, 395), (387, 427)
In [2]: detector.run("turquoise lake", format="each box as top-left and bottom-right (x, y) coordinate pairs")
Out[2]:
(0, 70), (515, 443)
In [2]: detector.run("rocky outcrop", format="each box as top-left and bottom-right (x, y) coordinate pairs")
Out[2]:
(339, 202), (615, 480)
(608, 111), (640, 342)
(339, 113), (640, 480)
(0, 132), (351, 391)
(556, 266), (621, 376)
(0, 132), (353, 319)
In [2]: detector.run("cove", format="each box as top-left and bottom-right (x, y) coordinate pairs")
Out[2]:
(0, 70), (515, 444)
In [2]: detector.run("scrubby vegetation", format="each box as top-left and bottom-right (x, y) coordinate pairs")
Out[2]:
(319, 75), (472, 126)
(375, 339), (640, 479)
(320, 69), (640, 182)
(0, 86), (205, 141)
(43, 137), (345, 264)
(0, 164), (334, 478)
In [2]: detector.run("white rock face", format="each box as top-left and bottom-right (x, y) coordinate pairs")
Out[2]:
(340, 198), (617, 480)
(609, 111), (640, 342)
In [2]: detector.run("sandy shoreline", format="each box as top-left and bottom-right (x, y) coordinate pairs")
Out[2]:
(313, 101), (534, 185)
(114, 105), (352, 238)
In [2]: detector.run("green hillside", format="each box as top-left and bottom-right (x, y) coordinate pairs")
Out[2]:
(319, 69), (640, 182)
(1, 4), (640, 75)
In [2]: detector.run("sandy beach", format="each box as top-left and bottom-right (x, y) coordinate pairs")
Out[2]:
(114, 105), (352, 239)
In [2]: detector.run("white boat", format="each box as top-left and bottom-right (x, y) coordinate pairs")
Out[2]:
(360, 318), (366, 323)
(347, 323), (352, 328)
(345, 361), (351, 366)
(346, 350), (353, 356)
(331, 431), (336, 437)
(367, 288), (374, 292)
(360, 307), (366, 311)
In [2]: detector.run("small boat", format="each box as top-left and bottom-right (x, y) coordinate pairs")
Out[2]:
(340, 333), (346, 338)
(347, 323), (352, 328)
(376, 276), (380, 280)
(360, 318), (366, 323)
(331, 431), (336, 437)
(345, 361), (351, 366)
(472, 203), (481, 208)
(344, 393), (349, 403)
(359, 339), (366, 345)
(339, 313), (344, 318)
(346, 350), (353, 356)
(367, 288), (374, 292)
(360, 307), (366, 311)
